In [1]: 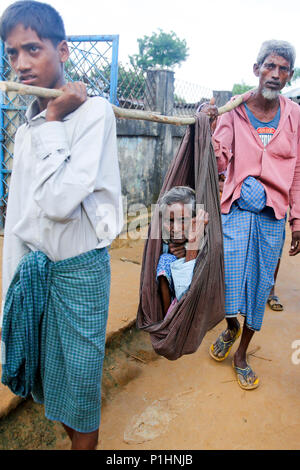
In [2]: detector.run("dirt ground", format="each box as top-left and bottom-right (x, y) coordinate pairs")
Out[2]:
(100, 229), (300, 451)
(0, 229), (300, 450)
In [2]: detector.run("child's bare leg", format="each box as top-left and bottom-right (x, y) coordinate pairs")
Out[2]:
(158, 276), (171, 315)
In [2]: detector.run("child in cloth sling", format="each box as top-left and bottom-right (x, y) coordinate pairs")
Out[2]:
(157, 186), (209, 316)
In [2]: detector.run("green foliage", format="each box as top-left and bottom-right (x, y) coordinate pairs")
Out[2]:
(174, 93), (186, 103)
(291, 67), (300, 82)
(117, 64), (146, 100)
(232, 81), (253, 95)
(64, 60), (145, 101)
(64, 60), (81, 82)
(129, 29), (189, 70)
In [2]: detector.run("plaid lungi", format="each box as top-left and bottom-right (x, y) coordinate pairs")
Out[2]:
(1, 248), (110, 433)
(222, 176), (285, 331)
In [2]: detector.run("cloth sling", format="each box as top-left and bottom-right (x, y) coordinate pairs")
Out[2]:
(1, 248), (110, 433)
(222, 176), (286, 331)
(136, 113), (225, 360)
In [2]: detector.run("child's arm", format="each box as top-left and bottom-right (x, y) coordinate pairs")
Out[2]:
(158, 276), (172, 316)
(168, 241), (186, 259)
(185, 209), (209, 261)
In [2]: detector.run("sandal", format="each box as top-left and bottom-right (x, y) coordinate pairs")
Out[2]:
(267, 295), (283, 311)
(232, 360), (259, 390)
(209, 327), (241, 362)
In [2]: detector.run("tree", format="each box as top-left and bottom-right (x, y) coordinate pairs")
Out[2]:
(129, 29), (189, 70)
(232, 81), (253, 95)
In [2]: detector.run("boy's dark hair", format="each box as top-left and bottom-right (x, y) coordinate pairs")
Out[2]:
(0, 1), (66, 46)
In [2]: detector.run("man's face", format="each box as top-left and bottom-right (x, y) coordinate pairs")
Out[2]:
(162, 202), (193, 243)
(5, 23), (68, 89)
(254, 53), (294, 99)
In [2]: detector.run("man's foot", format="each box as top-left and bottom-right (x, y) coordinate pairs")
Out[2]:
(267, 295), (284, 311)
(209, 325), (241, 362)
(232, 357), (259, 390)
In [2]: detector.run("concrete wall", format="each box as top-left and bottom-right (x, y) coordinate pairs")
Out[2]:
(117, 119), (184, 207)
(117, 69), (231, 207)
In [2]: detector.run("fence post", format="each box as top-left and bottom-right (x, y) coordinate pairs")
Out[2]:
(110, 35), (119, 105)
(0, 41), (5, 228)
(145, 69), (175, 201)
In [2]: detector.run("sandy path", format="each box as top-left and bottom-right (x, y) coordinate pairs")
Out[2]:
(97, 229), (300, 450)
(0, 229), (299, 450)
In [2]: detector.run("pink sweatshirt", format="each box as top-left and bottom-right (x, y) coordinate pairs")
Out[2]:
(212, 91), (300, 232)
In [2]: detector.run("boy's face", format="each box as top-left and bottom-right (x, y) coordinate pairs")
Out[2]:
(5, 23), (69, 89)
(162, 202), (193, 244)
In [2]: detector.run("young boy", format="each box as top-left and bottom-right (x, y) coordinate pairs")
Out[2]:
(157, 186), (209, 316)
(0, 1), (123, 450)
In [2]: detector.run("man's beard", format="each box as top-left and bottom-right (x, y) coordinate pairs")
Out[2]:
(261, 87), (280, 100)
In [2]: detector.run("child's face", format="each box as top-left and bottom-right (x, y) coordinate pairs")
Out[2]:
(5, 23), (69, 89)
(162, 202), (193, 243)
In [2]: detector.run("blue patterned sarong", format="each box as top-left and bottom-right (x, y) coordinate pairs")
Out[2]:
(222, 176), (285, 331)
(156, 253), (177, 294)
(279, 218), (286, 258)
(1, 248), (110, 433)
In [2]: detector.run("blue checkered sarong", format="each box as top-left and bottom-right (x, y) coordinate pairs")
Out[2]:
(222, 176), (285, 331)
(1, 248), (110, 433)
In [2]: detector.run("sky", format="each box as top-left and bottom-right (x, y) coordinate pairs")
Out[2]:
(1, 0), (300, 92)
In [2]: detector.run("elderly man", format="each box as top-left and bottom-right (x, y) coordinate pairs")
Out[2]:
(201, 40), (300, 390)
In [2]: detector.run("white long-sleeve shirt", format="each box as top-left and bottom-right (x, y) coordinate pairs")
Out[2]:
(2, 96), (123, 314)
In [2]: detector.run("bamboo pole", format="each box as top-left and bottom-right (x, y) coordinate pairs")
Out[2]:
(0, 80), (255, 126)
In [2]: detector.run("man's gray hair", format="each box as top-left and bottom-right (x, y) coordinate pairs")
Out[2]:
(256, 40), (296, 70)
(159, 186), (196, 217)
